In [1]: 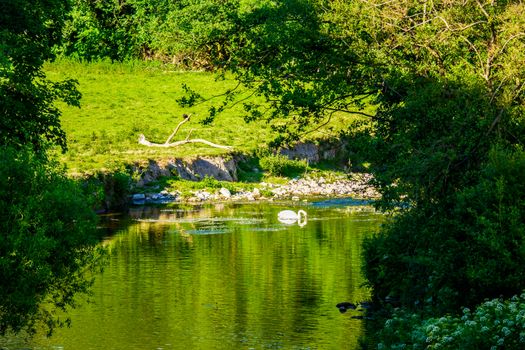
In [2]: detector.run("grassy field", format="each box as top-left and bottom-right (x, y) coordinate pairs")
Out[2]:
(45, 59), (363, 175)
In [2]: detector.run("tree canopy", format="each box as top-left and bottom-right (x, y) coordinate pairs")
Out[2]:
(0, 0), (100, 336)
(172, 0), (525, 324)
(6, 0), (525, 345)
(0, 147), (101, 335)
(0, 0), (80, 152)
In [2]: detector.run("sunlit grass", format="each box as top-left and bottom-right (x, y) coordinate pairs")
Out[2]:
(45, 58), (368, 174)
(45, 59), (272, 173)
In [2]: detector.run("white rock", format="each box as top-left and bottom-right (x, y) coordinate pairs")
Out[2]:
(219, 187), (232, 198)
(196, 191), (211, 201)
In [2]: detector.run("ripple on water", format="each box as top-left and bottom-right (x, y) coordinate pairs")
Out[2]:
(135, 217), (264, 224)
(310, 197), (373, 207)
(184, 228), (228, 235)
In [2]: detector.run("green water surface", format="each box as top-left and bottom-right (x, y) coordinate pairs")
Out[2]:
(12, 201), (383, 350)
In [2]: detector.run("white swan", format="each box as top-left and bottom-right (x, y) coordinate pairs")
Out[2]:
(278, 209), (307, 227)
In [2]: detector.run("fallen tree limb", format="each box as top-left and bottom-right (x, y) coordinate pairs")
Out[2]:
(165, 115), (191, 144)
(138, 134), (233, 150)
(138, 114), (233, 150)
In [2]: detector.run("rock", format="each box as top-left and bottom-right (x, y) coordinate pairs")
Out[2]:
(252, 188), (261, 198)
(191, 157), (237, 182)
(130, 156), (238, 186)
(195, 191), (211, 201)
(219, 187), (232, 198)
(280, 142), (320, 163)
(132, 193), (146, 205)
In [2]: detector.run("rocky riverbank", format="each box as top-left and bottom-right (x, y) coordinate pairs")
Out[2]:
(131, 173), (379, 205)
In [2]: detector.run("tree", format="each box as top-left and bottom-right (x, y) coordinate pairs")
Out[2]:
(0, 0), (101, 336)
(180, 0), (525, 315)
(58, 0), (242, 66)
(174, 0), (377, 146)
(358, 0), (525, 313)
(0, 0), (80, 153)
(0, 147), (102, 335)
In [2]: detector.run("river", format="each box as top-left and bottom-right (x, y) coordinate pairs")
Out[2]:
(4, 200), (383, 350)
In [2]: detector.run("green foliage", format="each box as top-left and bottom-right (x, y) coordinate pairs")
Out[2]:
(166, 176), (253, 197)
(165, 0), (525, 345)
(87, 170), (131, 211)
(360, 0), (525, 210)
(259, 154), (308, 178)
(357, 1), (525, 324)
(59, 0), (241, 66)
(59, 0), (146, 61)
(376, 294), (525, 350)
(235, 155), (263, 183)
(363, 148), (525, 314)
(197, 175), (224, 189)
(148, 0), (240, 67)
(0, 147), (101, 335)
(0, 0), (81, 153)
(185, 0), (372, 143)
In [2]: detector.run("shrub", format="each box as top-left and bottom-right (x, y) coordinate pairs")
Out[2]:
(0, 147), (102, 335)
(376, 294), (525, 350)
(363, 148), (525, 314)
(259, 154), (308, 177)
(197, 175), (223, 189)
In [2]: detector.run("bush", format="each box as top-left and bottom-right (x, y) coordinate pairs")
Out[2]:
(376, 294), (525, 350)
(259, 154), (308, 177)
(197, 175), (223, 189)
(363, 148), (525, 314)
(0, 147), (101, 335)
(59, 0), (242, 65)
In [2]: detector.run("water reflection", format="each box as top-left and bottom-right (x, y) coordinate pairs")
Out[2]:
(7, 202), (382, 350)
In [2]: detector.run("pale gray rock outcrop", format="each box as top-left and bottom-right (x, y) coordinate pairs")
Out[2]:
(131, 156), (237, 186)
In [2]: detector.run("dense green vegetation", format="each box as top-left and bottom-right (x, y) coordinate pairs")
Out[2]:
(3, 0), (525, 346)
(45, 59), (360, 174)
(106, 0), (523, 348)
(56, 0), (249, 66)
(0, 148), (101, 335)
(0, 0), (80, 152)
(376, 294), (525, 349)
(0, 0), (101, 336)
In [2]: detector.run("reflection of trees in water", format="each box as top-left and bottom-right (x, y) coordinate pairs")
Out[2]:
(20, 204), (382, 349)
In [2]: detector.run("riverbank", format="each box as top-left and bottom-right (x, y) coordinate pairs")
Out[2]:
(130, 172), (379, 205)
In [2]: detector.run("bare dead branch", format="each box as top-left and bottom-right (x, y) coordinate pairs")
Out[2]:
(185, 129), (194, 141)
(139, 134), (233, 150)
(138, 114), (233, 150)
(165, 114), (191, 144)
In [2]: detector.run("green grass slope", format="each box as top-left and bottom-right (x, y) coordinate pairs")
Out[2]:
(45, 59), (363, 175)
(45, 59), (270, 173)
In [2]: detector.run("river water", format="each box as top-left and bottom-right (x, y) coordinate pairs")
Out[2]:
(6, 200), (383, 350)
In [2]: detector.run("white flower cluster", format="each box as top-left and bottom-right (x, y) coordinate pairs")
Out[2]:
(377, 292), (525, 349)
